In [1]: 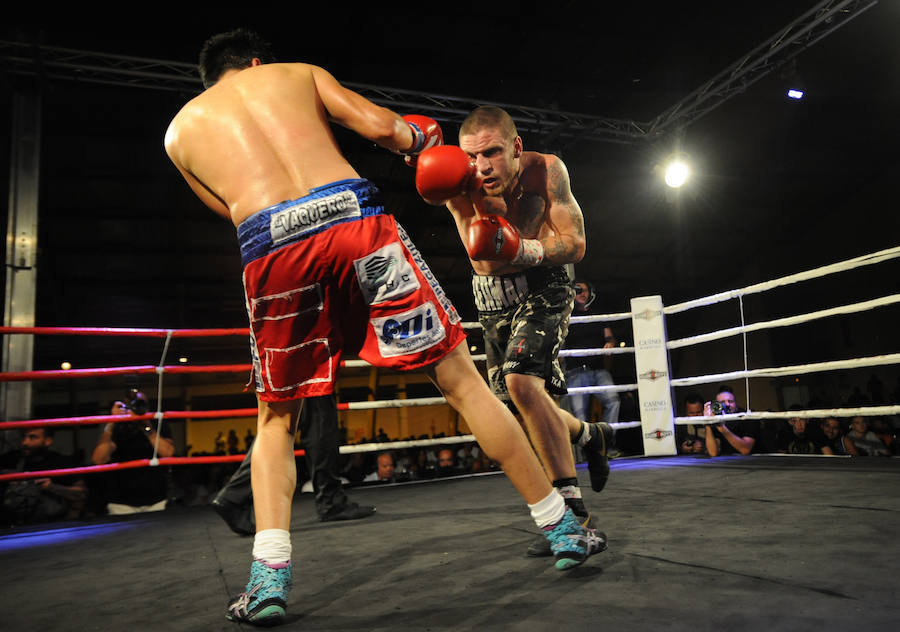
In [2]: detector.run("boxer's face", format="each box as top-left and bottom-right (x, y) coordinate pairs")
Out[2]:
(460, 127), (522, 197)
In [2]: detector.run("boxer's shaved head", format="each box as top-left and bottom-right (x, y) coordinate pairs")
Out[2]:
(199, 28), (277, 88)
(460, 106), (518, 143)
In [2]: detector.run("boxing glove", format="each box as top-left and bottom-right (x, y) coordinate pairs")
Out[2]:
(401, 115), (443, 166)
(467, 215), (544, 266)
(414, 145), (477, 203)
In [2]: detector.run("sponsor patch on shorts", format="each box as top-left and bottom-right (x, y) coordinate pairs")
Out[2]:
(353, 242), (420, 305)
(371, 302), (446, 358)
(269, 190), (361, 244)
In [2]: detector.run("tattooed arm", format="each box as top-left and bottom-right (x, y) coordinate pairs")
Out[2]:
(538, 154), (586, 265)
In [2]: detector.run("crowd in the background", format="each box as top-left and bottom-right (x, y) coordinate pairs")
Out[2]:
(3, 376), (898, 528)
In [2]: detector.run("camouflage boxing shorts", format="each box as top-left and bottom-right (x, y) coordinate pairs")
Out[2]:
(473, 266), (575, 411)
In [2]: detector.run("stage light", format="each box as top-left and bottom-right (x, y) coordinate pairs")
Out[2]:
(664, 159), (690, 188)
(60, 361), (72, 370)
(178, 356), (189, 363)
(787, 89), (804, 99)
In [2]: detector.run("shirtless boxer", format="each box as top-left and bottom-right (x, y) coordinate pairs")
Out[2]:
(164, 30), (605, 626)
(413, 106), (614, 558)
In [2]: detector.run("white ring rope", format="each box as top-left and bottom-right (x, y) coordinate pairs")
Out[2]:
(675, 405), (900, 426)
(668, 294), (900, 349)
(663, 245), (900, 315)
(671, 352), (900, 388)
(560, 347), (635, 358)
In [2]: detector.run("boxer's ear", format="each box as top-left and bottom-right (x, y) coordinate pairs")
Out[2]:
(513, 136), (523, 158)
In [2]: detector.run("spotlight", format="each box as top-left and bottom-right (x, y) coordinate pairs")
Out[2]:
(178, 356), (189, 363)
(664, 160), (690, 188)
(787, 89), (804, 100)
(60, 361), (72, 370)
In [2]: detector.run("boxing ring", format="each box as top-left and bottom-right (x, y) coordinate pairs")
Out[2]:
(1, 246), (899, 631)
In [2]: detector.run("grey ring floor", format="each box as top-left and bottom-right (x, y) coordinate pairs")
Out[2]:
(2, 455), (898, 631)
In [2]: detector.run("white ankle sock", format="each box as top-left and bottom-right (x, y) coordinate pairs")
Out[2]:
(253, 529), (291, 566)
(528, 489), (566, 529)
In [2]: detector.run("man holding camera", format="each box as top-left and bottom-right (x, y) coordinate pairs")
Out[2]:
(703, 384), (758, 456)
(91, 389), (175, 513)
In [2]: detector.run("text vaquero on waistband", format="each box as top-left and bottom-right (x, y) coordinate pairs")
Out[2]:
(237, 178), (385, 267)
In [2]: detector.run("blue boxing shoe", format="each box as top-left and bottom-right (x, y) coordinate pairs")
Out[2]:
(543, 508), (608, 570)
(226, 560), (292, 626)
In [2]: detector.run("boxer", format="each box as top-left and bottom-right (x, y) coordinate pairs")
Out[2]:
(413, 106), (614, 558)
(165, 30), (605, 626)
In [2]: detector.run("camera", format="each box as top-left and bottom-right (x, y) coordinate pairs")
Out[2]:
(123, 388), (149, 415)
(710, 401), (733, 415)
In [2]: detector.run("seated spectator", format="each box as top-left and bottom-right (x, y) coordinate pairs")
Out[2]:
(845, 416), (889, 456)
(816, 417), (850, 455)
(341, 452), (369, 484)
(703, 384), (758, 456)
(363, 451), (397, 483)
(91, 390), (176, 514)
(776, 415), (829, 455)
(456, 443), (480, 471)
(868, 417), (897, 454)
(406, 448), (434, 480)
(1, 427), (86, 526)
(677, 392), (707, 455)
(436, 448), (464, 477)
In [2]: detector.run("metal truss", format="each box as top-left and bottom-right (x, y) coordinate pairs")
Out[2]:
(644, 0), (878, 138)
(0, 0), (878, 145)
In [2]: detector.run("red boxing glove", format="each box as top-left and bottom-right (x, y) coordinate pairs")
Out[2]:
(467, 215), (545, 266)
(401, 115), (443, 166)
(414, 145), (476, 203)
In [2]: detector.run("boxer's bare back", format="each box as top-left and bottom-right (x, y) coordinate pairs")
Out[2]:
(165, 62), (407, 226)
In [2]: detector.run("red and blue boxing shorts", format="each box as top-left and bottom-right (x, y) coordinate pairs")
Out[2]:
(237, 178), (466, 401)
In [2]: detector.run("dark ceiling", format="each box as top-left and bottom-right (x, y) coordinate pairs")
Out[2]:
(2, 2), (899, 374)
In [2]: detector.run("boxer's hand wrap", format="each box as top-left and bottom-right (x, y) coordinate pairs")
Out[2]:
(514, 238), (545, 266)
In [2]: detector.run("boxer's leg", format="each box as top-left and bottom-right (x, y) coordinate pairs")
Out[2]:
(226, 397), (300, 625)
(425, 344), (606, 570)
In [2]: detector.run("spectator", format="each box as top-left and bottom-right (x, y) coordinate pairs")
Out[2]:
(363, 452), (397, 483)
(91, 390), (175, 514)
(227, 430), (240, 455)
(1, 427), (86, 526)
(703, 384), (758, 456)
(436, 448), (460, 477)
(845, 416), (889, 456)
(406, 448), (434, 480)
(456, 443), (480, 472)
(819, 416), (854, 455)
(341, 452), (369, 485)
(776, 415), (829, 455)
(562, 279), (621, 425)
(677, 392), (707, 455)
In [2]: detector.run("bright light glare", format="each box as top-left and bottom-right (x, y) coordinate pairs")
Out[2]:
(178, 356), (189, 363)
(787, 89), (804, 99)
(60, 361), (72, 370)
(664, 161), (690, 188)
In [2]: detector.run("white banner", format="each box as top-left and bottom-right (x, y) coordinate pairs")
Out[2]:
(630, 296), (676, 456)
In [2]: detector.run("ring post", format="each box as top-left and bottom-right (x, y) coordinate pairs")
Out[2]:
(630, 296), (676, 456)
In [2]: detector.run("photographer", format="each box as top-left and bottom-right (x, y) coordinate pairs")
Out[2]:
(1, 427), (86, 526)
(703, 384), (758, 456)
(91, 389), (175, 514)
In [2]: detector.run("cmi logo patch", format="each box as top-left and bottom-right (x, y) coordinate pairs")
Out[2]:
(371, 302), (446, 358)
